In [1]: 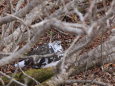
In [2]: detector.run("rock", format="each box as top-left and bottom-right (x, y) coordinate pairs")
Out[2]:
(15, 41), (63, 68)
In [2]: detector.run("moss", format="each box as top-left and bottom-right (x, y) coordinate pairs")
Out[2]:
(1, 68), (54, 86)
(25, 68), (54, 83)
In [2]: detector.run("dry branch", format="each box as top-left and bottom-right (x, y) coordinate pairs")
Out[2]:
(1, 68), (54, 86)
(0, 0), (114, 86)
(0, 0), (44, 25)
(65, 79), (109, 86)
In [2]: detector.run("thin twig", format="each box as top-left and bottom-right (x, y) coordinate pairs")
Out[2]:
(0, 71), (26, 86)
(65, 79), (109, 86)
(19, 67), (43, 86)
(61, 36), (80, 72)
(0, 77), (5, 86)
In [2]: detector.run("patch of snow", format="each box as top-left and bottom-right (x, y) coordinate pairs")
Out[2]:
(14, 41), (63, 68)
(14, 60), (25, 68)
(43, 61), (60, 68)
(48, 41), (63, 56)
(42, 58), (49, 65)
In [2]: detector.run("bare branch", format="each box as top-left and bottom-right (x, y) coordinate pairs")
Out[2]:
(0, 0), (44, 25)
(0, 71), (26, 86)
(65, 79), (109, 86)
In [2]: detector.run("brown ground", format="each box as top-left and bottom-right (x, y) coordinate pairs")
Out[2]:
(0, 0), (114, 86)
